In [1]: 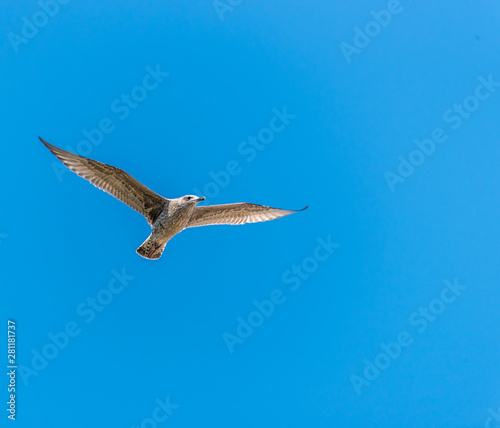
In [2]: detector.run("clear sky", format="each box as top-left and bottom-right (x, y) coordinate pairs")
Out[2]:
(2, 1), (500, 427)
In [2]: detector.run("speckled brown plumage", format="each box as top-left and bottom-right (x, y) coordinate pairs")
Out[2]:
(40, 137), (307, 260)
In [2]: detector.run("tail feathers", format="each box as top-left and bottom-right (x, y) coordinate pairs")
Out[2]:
(136, 236), (167, 260)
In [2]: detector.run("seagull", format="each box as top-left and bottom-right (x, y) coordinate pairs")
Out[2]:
(40, 138), (308, 259)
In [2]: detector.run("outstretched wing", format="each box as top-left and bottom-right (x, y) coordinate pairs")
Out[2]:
(40, 137), (167, 225)
(187, 202), (308, 228)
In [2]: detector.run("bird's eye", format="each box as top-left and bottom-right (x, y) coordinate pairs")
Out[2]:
(186, 196), (192, 200)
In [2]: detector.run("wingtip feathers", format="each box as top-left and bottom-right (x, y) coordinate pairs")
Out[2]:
(39, 136), (53, 150)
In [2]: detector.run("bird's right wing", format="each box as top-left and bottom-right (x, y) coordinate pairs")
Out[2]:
(40, 138), (167, 225)
(186, 203), (308, 228)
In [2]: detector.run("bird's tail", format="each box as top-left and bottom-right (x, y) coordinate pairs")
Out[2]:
(136, 235), (167, 260)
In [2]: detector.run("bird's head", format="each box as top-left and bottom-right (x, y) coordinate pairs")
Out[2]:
(180, 195), (206, 207)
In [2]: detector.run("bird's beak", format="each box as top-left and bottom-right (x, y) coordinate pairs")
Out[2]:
(197, 196), (206, 202)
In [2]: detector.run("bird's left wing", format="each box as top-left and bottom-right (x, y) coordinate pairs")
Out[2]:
(186, 203), (308, 228)
(40, 138), (167, 225)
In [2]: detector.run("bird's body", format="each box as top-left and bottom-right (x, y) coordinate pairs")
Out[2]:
(139, 197), (201, 259)
(40, 137), (307, 260)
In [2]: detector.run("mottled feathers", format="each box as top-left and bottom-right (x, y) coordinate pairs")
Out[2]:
(40, 137), (307, 259)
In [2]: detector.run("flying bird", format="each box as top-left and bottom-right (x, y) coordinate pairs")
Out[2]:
(40, 138), (307, 260)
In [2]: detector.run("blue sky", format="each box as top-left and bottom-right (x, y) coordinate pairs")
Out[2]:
(2, 0), (500, 427)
